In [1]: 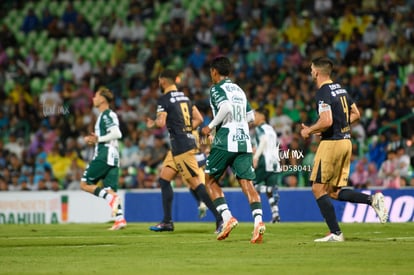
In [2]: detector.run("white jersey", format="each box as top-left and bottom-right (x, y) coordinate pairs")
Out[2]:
(255, 123), (281, 172)
(94, 109), (120, 167)
(209, 78), (253, 153)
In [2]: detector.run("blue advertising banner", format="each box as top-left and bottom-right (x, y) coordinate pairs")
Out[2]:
(124, 188), (414, 223)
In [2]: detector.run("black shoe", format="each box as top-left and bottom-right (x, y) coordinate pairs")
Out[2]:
(149, 222), (174, 232)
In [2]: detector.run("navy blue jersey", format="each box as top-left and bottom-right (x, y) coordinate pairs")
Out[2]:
(315, 82), (355, 140)
(157, 91), (197, 155)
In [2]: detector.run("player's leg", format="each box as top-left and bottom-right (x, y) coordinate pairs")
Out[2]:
(311, 141), (344, 242)
(266, 173), (280, 223)
(234, 153), (265, 243)
(80, 160), (119, 216)
(205, 149), (237, 240)
(176, 150), (223, 228)
(149, 152), (177, 232)
(103, 167), (127, 230)
(185, 166), (207, 219)
(329, 140), (388, 223)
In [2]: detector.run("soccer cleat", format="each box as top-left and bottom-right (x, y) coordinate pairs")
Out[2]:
(251, 222), (266, 244)
(314, 233), (344, 242)
(216, 217), (238, 240)
(215, 220), (223, 234)
(149, 222), (174, 232)
(371, 192), (388, 224)
(109, 218), (127, 230)
(198, 202), (207, 219)
(109, 195), (121, 217)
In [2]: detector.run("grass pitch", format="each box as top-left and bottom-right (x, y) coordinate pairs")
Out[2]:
(0, 222), (413, 275)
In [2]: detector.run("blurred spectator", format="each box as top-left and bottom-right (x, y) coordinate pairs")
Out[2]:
(396, 146), (411, 186)
(350, 160), (369, 189)
(314, 0), (333, 15)
(366, 162), (382, 187)
(72, 14), (93, 38)
(4, 133), (24, 160)
(70, 79), (93, 113)
(47, 16), (66, 39)
(110, 40), (127, 67)
(61, 2), (78, 28)
(129, 19), (146, 43)
(53, 44), (75, 70)
(26, 51), (48, 78)
(367, 134), (388, 169)
(120, 137), (140, 168)
(71, 56), (91, 84)
(109, 19), (130, 43)
(39, 80), (62, 113)
(186, 45), (206, 74)
(137, 135), (168, 188)
(378, 150), (401, 188)
(169, 0), (186, 25)
(195, 24), (213, 49)
(97, 16), (113, 38)
(41, 8), (54, 29)
(21, 8), (39, 34)
(0, 24), (17, 48)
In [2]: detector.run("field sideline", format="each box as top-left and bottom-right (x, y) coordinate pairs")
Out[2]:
(0, 222), (413, 274)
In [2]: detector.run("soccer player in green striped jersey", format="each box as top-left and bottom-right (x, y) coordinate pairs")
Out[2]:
(80, 87), (126, 230)
(253, 107), (281, 223)
(202, 56), (265, 243)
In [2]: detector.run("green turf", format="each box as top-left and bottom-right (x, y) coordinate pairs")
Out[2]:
(0, 222), (413, 274)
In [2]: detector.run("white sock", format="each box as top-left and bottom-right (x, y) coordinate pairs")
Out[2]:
(253, 209), (263, 226)
(217, 204), (232, 222)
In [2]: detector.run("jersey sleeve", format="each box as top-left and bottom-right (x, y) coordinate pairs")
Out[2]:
(210, 86), (228, 108)
(103, 111), (119, 129)
(156, 96), (167, 114)
(315, 86), (332, 114)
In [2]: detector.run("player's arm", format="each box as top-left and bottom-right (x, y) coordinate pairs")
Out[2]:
(98, 126), (122, 142)
(147, 112), (167, 129)
(349, 103), (360, 124)
(201, 101), (231, 135)
(253, 135), (267, 168)
(300, 109), (332, 139)
(192, 105), (203, 129)
(85, 125), (122, 144)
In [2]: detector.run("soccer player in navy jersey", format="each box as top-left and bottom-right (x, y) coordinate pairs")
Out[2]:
(146, 69), (222, 232)
(300, 57), (388, 242)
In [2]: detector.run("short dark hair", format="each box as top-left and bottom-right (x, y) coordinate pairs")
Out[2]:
(256, 107), (269, 123)
(311, 57), (333, 75)
(210, 56), (231, 76)
(159, 69), (177, 81)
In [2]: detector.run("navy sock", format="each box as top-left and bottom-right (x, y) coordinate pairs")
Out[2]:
(159, 178), (173, 223)
(194, 184), (222, 222)
(316, 194), (341, 235)
(189, 188), (200, 205)
(338, 189), (371, 204)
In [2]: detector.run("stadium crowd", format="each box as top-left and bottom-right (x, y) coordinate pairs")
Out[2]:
(0, 0), (414, 192)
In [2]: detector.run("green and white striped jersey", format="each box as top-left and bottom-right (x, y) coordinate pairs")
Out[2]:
(93, 109), (120, 167)
(255, 123), (281, 172)
(209, 78), (253, 153)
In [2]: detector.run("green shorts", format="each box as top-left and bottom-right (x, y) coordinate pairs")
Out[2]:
(205, 148), (255, 181)
(81, 159), (119, 191)
(254, 157), (278, 186)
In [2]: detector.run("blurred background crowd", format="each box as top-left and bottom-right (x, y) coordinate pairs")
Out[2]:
(0, 0), (413, 192)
